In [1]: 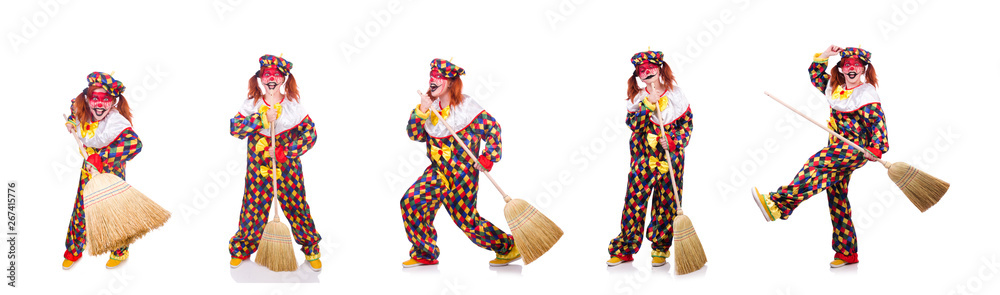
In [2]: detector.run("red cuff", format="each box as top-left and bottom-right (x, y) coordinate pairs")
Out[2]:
(276, 146), (288, 163)
(86, 153), (105, 173)
(477, 155), (493, 172)
(835, 252), (859, 263)
(613, 254), (634, 262)
(865, 147), (882, 160)
(64, 250), (82, 262)
(667, 136), (676, 151)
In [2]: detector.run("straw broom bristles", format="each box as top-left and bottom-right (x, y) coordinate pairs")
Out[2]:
(504, 198), (563, 264)
(673, 209), (707, 275)
(887, 162), (949, 212)
(764, 92), (949, 212)
(254, 124), (298, 272)
(255, 219), (298, 272)
(82, 168), (171, 256)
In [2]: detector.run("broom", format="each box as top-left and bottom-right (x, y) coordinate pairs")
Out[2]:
(654, 103), (707, 275)
(64, 115), (171, 256)
(425, 96), (562, 264)
(764, 91), (949, 212)
(254, 124), (298, 272)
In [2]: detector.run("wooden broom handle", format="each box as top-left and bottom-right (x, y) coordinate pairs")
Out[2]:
(63, 114), (100, 173)
(270, 124), (281, 219)
(763, 91), (891, 169)
(654, 103), (683, 213)
(429, 107), (512, 203)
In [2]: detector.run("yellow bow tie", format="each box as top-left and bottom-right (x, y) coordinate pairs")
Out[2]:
(255, 137), (272, 158)
(431, 145), (453, 163)
(646, 133), (661, 150)
(642, 95), (669, 112)
(648, 157), (671, 174)
(259, 164), (282, 180)
(430, 106), (450, 125)
(258, 103), (283, 130)
(831, 85), (854, 101)
(80, 121), (99, 139)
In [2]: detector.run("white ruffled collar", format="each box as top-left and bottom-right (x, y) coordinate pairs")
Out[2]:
(423, 95), (485, 139)
(238, 98), (308, 136)
(80, 109), (132, 148)
(826, 83), (880, 112)
(626, 86), (690, 125)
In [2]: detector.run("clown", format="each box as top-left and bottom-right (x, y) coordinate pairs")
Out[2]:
(752, 45), (888, 268)
(400, 58), (519, 268)
(228, 54), (323, 271)
(61, 72), (142, 269)
(607, 50), (694, 267)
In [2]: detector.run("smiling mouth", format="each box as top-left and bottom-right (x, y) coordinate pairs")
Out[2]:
(644, 75), (655, 80)
(846, 72), (858, 79)
(266, 82), (278, 90)
(429, 84), (440, 92)
(93, 108), (107, 116)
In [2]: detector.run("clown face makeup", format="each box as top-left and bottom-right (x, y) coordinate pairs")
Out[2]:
(637, 63), (660, 82)
(260, 66), (285, 92)
(429, 72), (449, 97)
(88, 88), (114, 121)
(840, 57), (865, 84)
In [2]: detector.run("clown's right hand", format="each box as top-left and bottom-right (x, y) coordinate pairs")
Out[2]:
(820, 45), (843, 59)
(266, 106), (278, 123)
(65, 122), (77, 134)
(417, 90), (432, 112)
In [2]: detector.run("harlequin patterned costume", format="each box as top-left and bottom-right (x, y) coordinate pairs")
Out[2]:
(762, 48), (888, 263)
(63, 72), (140, 263)
(228, 97), (322, 262)
(400, 95), (515, 264)
(608, 86), (694, 261)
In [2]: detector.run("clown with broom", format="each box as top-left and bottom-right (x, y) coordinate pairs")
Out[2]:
(228, 54), (323, 272)
(62, 72), (163, 269)
(607, 50), (705, 273)
(752, 45), (890, 268)
(399, 58), (525, 268)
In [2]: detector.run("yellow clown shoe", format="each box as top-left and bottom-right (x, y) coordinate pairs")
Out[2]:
(306, 254), (322, 272)
(651, 250), (670, 267)
(607, 254), (634, 266)
(61, 259), (76, 270)
(489, 246), (521, 266)
(230, 258), (244, 268)
(830, 259), (849, 268)
(106, 251), (128, 269)
(830, 253), (859, 268)
(402, 258), (438, 268)
(752, 187), (782, 222)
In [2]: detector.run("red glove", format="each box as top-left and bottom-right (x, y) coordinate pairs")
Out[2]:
(865, 147), (882, 161)
(477, 154), (493, 172)
(275, 145), (289, 163)
(86, 153), (105, 173)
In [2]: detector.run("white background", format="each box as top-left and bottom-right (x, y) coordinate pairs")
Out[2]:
(2, 0), (999, 294)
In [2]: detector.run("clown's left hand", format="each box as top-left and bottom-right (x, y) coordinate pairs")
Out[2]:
(864, 147), (882, 162)
(658, 136), (675, 152)
(475, 155), (493, 172)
